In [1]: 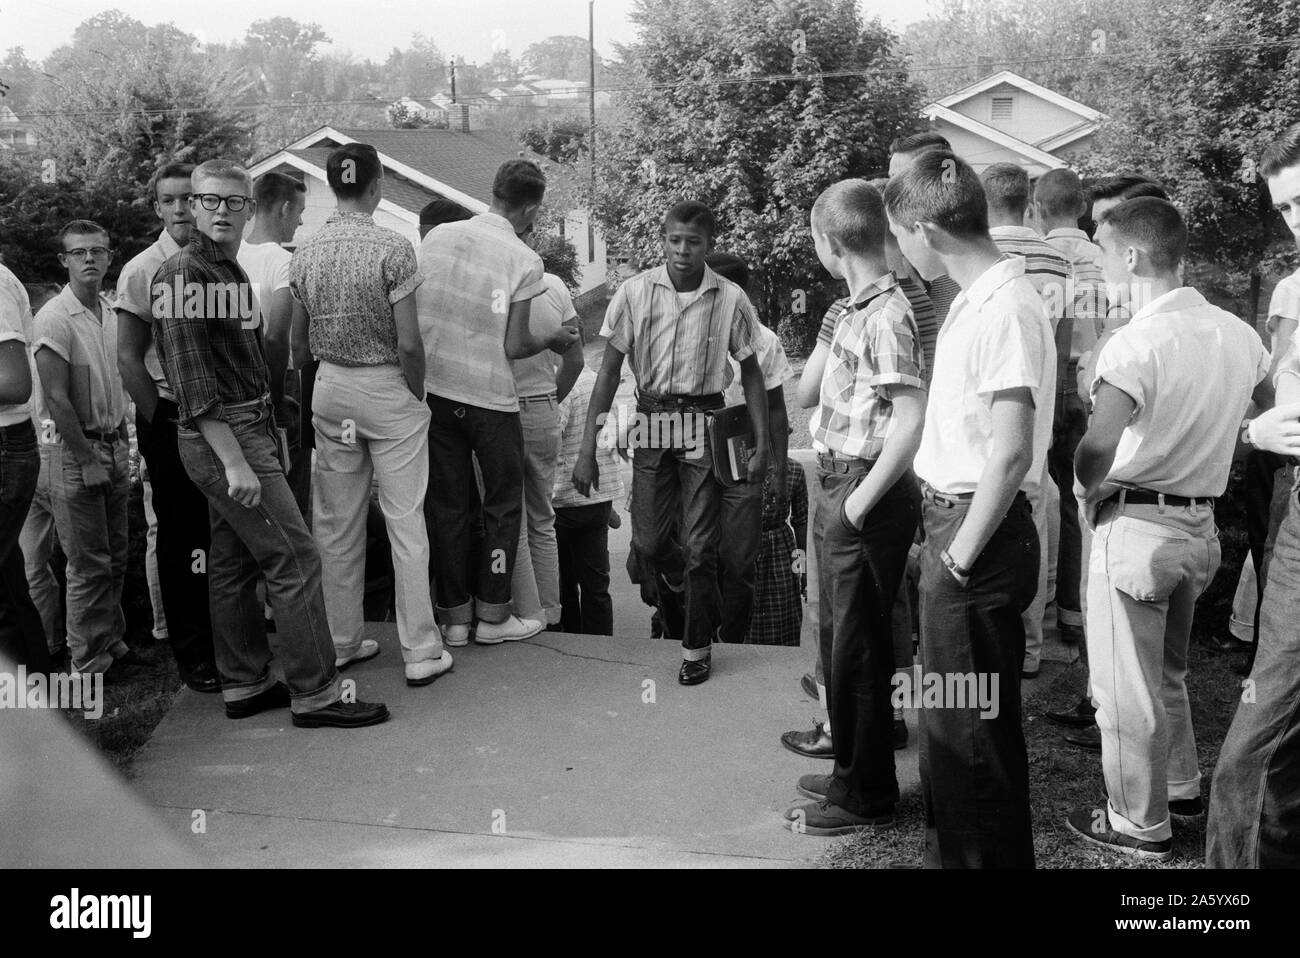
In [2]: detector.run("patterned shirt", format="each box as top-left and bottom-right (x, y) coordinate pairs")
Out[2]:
(553, 367), (625, 508)
(417, 212), (545, 412)
(923, 274), (962, 332)
(32, 285), (126, 433)
(811, 272), (925, 459)
(152, 231), (267, 426)
(115, 229), (184, 402)
(816, 298), (851, 348)
(0, 263), (34, 427)
(600, 264), (756, 395)
(1045, 228), (1107, 361)
(990, 226), (1072, 329)
(289, 211), (421, 367)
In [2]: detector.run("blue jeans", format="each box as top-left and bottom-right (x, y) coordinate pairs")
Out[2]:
(1207, 480), (1300, 867)
(0, 419), (47, 670)
(178, 400), (340, 713)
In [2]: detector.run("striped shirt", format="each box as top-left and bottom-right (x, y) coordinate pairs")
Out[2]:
(1045, 228), (1107, 361)
(990, 226), (1072, 329)
(816, 298), (851, 348)
(115, 229), (184, 402)
(417, 212), (545, 412)
(600, 265), (756, 395)
(923, 274), (962, 332)
(811, 272), (925, 459)
(553, 367), (625, 508)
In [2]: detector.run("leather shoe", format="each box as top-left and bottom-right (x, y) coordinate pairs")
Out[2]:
(1063, 724), (1102, 751)
(1046, 696), (1097, 728)
(292, 699), (390, 729)
(1199, 632), (1252, 655)
(226, 682), (290, 719)
(678, 654), (711, 685)
(797, 773), (831, 800)
(781, 721), (834, 758)
(784, 799), (894, 835)
(799, 672), (819, 700)
(181, 660), (222, 694)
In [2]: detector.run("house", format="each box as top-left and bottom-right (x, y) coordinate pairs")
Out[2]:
(921, 70), (1101, 177)
(247, 124), (608, 305)
(0, 105), (37, 152)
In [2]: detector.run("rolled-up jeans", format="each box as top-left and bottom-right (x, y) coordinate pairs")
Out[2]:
(1208, 478), (1300, 867)
(178, 399), (341, 714)
(312, 362), (442, 664)
(19, 443), (65, 654)
(519, 394), (562, 624)
(48, 436), (129, 674)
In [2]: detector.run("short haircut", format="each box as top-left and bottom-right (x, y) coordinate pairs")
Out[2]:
(192, 159), (252, 194)
(1089, 173), (1169, 204)
(149, 162), (195, 202)
(1097, 197), (1187, 271)
(865, 176), (890, 193)
(492, 159), (546, 207)
(812, 179), (887, 257)
(889, 131), (951, 158)
(254, 172), (306, 212)
(662, 200), (716, 239)
(57, 219), (109, 248)
(1033, 168), (1086, 218)
(420, 198), (472, 227)
(883, 149), (989, 241)
(705, 252), (749, 288)
(1260, 122), (1300, 179)
(326, 143), (382, 200)
(980, 163), (1030, 215)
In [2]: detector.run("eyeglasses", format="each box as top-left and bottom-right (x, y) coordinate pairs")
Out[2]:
(61, 247), (112, 261)
(193, 193), (251, 212)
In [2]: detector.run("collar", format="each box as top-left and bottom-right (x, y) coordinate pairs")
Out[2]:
(55, 283), (111, 321)
(187, 229), (238, 265)
(850, 270), (899, 310)
(956, 255), (1028, 311)
(474, 212), (517, 234)
(326, 210), (375, 226)
(1045, 228), (1091, 243)
(157, 229), (183, 258)
(651, 263), (720, 297)
(988, 225), (1041, 240)
(1128, 287), (1207, 324)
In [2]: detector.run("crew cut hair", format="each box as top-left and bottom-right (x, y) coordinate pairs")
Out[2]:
(192, 159), (253, 194)
(492, 159), (546, 207)
(1097, 197), (1188, 271)
(254, 171), (306, 212)
(662, 200), (716, 239)
(980, 163), (1030, 215)
(326, 143), (382, 200)
(1033, 168), (1086, 218)
(883, 150), (989, 241)
(812, 179), (887, 257)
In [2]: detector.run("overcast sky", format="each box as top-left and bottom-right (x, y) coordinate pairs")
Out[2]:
(1, 0), (931, 65)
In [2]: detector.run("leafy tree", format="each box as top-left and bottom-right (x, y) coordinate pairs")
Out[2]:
(534, 232), (582, 291)
(519, 113), (589, 163)
(522, 35), (601, 81)
(0, 48), (42, 108)
(242, 17), (330, 99)
(595, 0), (924, 339)
(386, 34), (449, 96)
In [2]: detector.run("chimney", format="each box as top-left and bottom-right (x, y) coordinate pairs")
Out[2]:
(455, 103), (471, 133)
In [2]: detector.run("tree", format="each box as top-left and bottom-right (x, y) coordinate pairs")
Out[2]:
(594, 0), (924, 340)
(386, 34), (448, 96)
(522, 35), (601, 81)
(0, 48), (42, 108)
(242, 17), (330, 99)
(519, 114), (589, 163)
(487, 49), (518, 84)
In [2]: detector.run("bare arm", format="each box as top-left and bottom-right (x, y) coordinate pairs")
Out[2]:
(290, 298), (312, 372)
(0, 341), (31, 405)
(117, 310), (160, 423)
(796, 342), (830, 409)
(843, 385), (925, 526)
(392, 292), (426, 398)
(573, 343), (626, 496)
(263, 288), (294, 412)
(739, 354), (770, 483)
(555, 329), (584, 403)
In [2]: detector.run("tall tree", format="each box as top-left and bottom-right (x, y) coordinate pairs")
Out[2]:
(522, 35), (601, 81)
(595, 0), (923, 338)
(241, 17), (330, 99)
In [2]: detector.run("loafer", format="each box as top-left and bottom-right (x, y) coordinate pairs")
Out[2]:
(893, 717), (908, 750)
(335, 638), (380, 670)
(1170, 796), (1204, 819)
(1058, 622), (1084, 644)
(1066, 805), (1172, 861)
(475, 615), (543, 644)
(181, 660), (222, 694)
(1063, 724), (1102, 751)
(444, 624), (470, 648)
(1046, 696), (1097, 728)
(797, 773), (831, 800)
(781, 721), (834, 758)
(784, 799), (894, 835)
(405, 651), (454, 687)
(292, 699), (390, 729)
(799, 672), (819, 700)
(678, 654), (711, 686)
(226, 682), (290, 719)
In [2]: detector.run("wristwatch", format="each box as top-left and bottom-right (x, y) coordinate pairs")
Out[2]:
(940, 548), (971, 584)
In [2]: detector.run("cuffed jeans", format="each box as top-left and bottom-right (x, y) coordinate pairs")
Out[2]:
(1050, 391), (1087, 627)
(425, 393), (522, 625)
(718, 476), (763, 644)
(815, 464), (919, 817)
(556, 501), (613, 635)
(48, 438), (128, 674)
(520, 395), (562, 624)
(0, 419), (47, 671)
(178, 400), (340, 713)
(19, 443), (65, 653)
(1208, 479), (1300, 867)
(1087, 496), (1218, 844)
(918, 492), (1038, 869)
(312, 362), (442, 664)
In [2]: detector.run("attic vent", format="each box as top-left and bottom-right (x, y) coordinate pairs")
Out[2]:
(991, 96), (1014, 122)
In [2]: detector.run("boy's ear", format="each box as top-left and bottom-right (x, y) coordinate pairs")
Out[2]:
(916, 220), (941, 251)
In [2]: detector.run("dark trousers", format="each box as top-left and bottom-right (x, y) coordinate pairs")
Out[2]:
(0, 419), (49, 671)
(718, 478), (762, 643)
(1243, 451), (1286, 675)
(424, 393), (523, 624)
(556, 501), (613, 635)
(135, 399), (215, 675)
(918, 492), (1038, 869)
(815, 464), (920, 817)
(1049, 390), (1087, 618)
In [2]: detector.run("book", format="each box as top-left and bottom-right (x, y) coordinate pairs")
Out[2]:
(707, 404), (756, 486)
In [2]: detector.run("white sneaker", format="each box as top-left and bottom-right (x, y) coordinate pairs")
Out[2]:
(474, 615), (544, 644)
(405, 650), (454, 687)
(444, 624), (470, 647)
(335, 638), (381, 670)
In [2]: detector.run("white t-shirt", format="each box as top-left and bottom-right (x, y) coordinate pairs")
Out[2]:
(914, 256), (1056, 495)
(1267, 267), (1300, 354)
(1093, 287), (1268, 498)
(114, 229), (184, 402)
(237, 241), (290, 367)
(723, 320), (792, 405)
(0, 264), (34, 427)
(510, 273), (577, 397)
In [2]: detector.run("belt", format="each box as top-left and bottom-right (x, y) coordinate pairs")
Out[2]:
(921, 482), (975, 508)
(0, 420), (35, 439)
(518, 392), (557, 405)
(636, 390), (723, 409)
(1102, 488), (1214, 509)
(817, 450), (874, 474)
(83, 428), (121, 444)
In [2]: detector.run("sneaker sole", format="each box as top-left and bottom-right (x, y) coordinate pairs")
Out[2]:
(476, 622), (545, 644)
(334, 645), (381, 670)
(1066, 817), (1173, 862)
(784, 818), (895, 836)
(406, 664), (454, 687)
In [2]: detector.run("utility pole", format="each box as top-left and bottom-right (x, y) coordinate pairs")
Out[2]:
(450, 59), (457, 103)
(588, 1), (597, 262)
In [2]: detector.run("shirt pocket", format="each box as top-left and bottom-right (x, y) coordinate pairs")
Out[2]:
(1107, 524), (1186, 602)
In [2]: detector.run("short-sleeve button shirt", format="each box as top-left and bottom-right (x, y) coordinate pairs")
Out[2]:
(32, 285), (126, 433)
(0, 264), (34, 427)
(115, 229), (184, 401)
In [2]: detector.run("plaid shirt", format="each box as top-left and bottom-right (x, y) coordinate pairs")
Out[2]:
(289, 211), (421, 367)
(601, 265), (755, 395)
(153, 231), (267, 426)
(811, 272), (925, 458)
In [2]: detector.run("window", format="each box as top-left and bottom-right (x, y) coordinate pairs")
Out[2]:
(991, 96), (1014, 122)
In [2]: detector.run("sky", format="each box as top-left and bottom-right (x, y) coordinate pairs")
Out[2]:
(0, 0), (933, 66)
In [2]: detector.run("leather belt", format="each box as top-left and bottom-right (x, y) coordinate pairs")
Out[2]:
(921, 482), (975, 508)
(817, 450), (874, 474)
(1102, 488), (1214, 509)
(635, 390), (723, 410)
(518, 393), (557, 405)
(83, 428), (121, 444)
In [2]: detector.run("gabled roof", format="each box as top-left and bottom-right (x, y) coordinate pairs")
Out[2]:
(936, 70), (1103, 123)
(921, 103), (1066, 170)
(247, 150), (427, 223)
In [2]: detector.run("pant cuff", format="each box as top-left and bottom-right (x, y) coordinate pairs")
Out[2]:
(682, 644), (711, 662)
(1107, 802), (1172, 844)
(437, 601), (474, 626)
(476, 600), (512, 624)
(222, 672), (280, 704)
(289, 673), (343, 714)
